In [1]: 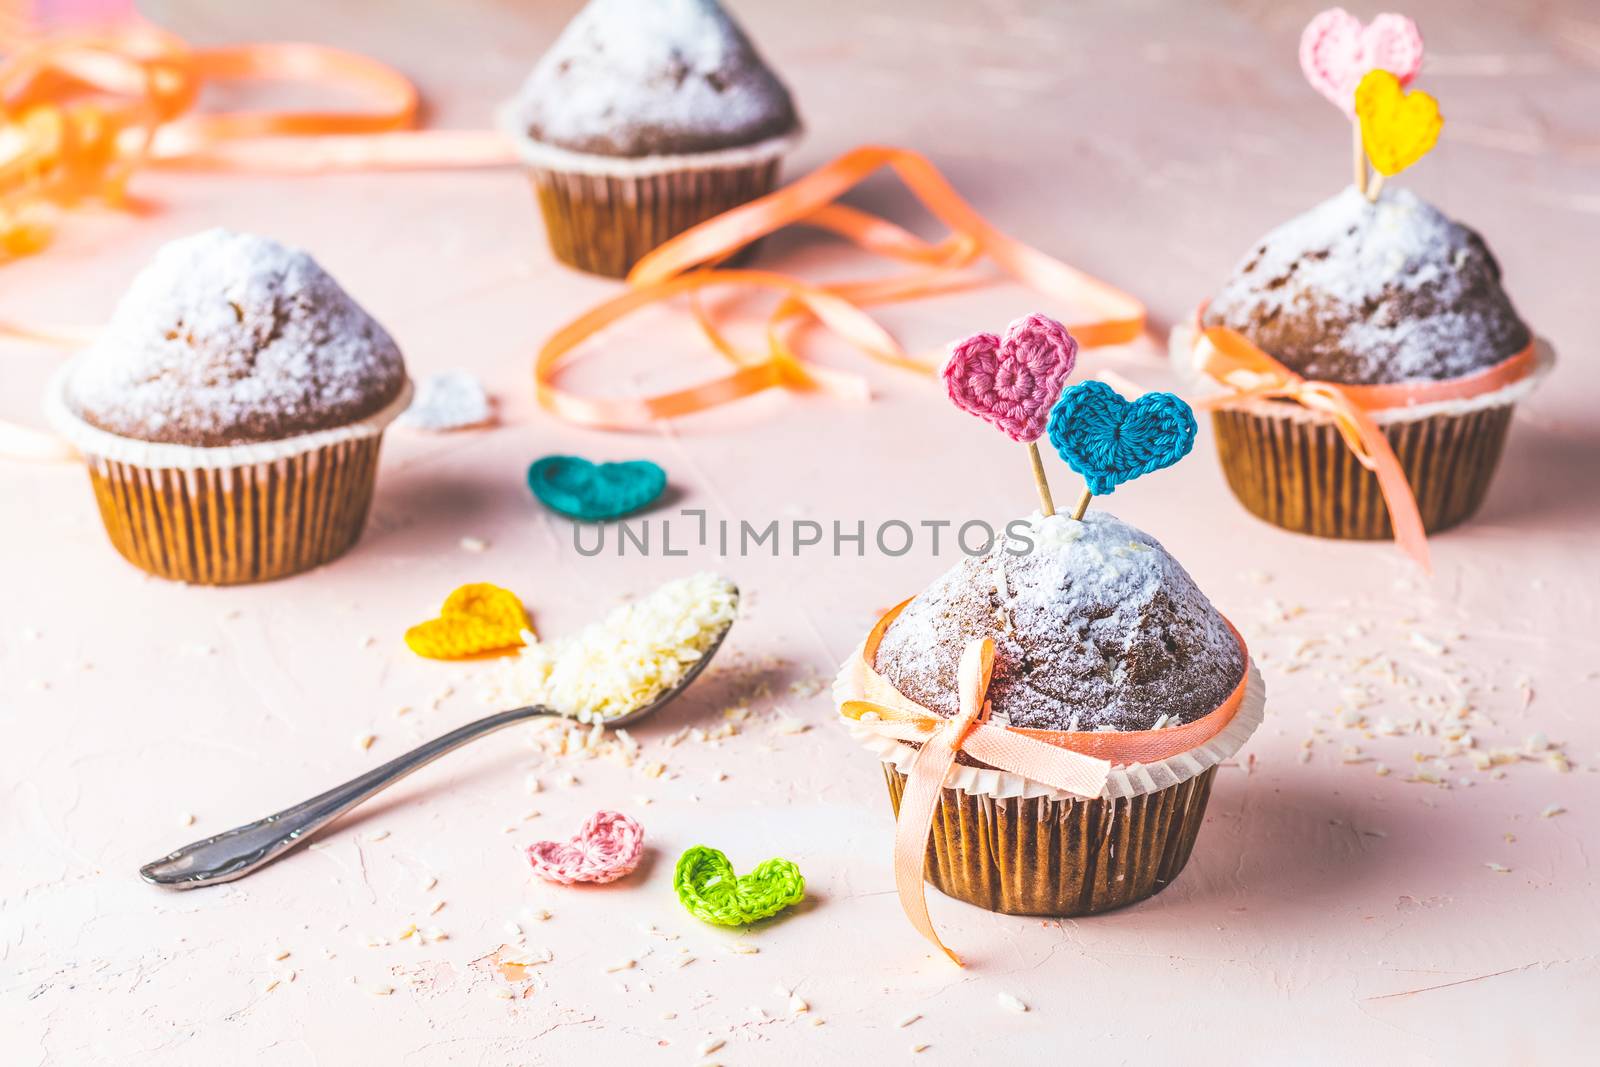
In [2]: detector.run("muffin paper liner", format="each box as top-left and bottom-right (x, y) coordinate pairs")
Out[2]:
(833, 618), (1265, 929)
(1210, 401), (1514, 538)
(501, 113), (799, 278)
(1169, 324), (1554, 552)
(45, 369), (412, 584)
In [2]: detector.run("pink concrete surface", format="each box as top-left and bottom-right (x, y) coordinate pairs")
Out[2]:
(3, 1), (1598, 1062)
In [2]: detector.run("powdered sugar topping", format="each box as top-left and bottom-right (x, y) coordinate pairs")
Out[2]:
(1205, 187), (1529, 385)
(874, 512), (1243, 732)
(513, 0), (798, 157)
(66, 229), (406, 446)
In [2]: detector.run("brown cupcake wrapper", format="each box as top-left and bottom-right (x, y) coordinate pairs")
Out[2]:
(883, 764), (1216, 917)
(1211, 401), (1515, 540)
(83, 434), (384, 584)
(523, 158), (785, 279)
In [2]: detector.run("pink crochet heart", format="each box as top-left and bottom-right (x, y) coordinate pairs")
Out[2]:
(1300, 8), (1423, 117)
(943, 313), (1078, 443)
(525, 810), (644, 885)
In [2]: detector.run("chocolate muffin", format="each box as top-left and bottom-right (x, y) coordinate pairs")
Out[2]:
(501, 0), (803, 277)
(874, 511), (1243, 733)
(47, 229), (411, 584)
(66, 229), (406, 447)
(1203, 187), (1529, 385)
(514, 0), (798, 158)
(837, 510), (1261, 921)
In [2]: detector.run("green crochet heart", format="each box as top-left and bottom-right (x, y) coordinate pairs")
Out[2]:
(527, 455), (666, 522)
(673, 845), (805, 927)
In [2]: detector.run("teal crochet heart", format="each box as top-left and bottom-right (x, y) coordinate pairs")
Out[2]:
(1046, 381), (1196, 495)
(527, 455), (667, 522)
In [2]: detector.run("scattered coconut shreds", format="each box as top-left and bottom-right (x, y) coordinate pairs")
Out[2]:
(272, 948), (291, 962)
(898, 1013), (922, 1028)
(912, 1044), (932, 1054)
(371, 986), (395, 997)
(356, 734), (376, 752)
(729, 943), (759, 955)
(367, 830), (390, 842)
(492, 987), (515, 1000)
(997, 992), (1029, 1014)
(788, 994), (809, 1015)
(675, 956), (696, 969)
(1540, 804), (1566, 819)
(460, 536), (489, 553)
(1485, 862), (1512, 874)
(604, 959), (636, 974)
(699, 1038), (726, 1055)
(179, 813), (196, 827)
(422, 876), (438, 892)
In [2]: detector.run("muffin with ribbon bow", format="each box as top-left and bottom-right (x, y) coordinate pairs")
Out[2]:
(1177, 9), (1548, 567)
(502, 0), (801, 278)
(834, 511), (1265, 960)
(1186, 187), (1542, 563)
(45, 228), (412, 584)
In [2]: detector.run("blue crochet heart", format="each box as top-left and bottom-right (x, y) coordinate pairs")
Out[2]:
(1046, 381), (1196, 496)
(527, 455), (667, 522)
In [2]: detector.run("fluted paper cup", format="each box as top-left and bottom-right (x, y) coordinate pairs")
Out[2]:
(46, 369), (412, 585)
(501, 110), (799, 279)
(835, 642), (1266, 918)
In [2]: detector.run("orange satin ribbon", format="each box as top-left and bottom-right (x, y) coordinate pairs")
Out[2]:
(535, 145), (1147, 430)
(841, 598), (1248, 964)
(0, 19), (513, 253)
(1192, 309), (1537, 572)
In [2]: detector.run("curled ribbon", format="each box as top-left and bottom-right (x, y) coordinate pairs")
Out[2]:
(535, 145), (1147, 430)
(0, 19), (512, 255)
(1191, 309), (1538, 572)
(840, 599), (1247, 964)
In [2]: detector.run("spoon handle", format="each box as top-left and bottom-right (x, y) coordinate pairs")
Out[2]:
(139, 706), (555, 889)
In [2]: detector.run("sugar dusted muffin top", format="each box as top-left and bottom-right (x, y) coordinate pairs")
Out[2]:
(513, 0), (798, 157)
(1203, 187), (1529, 386)
(65, 229), (407, 447)
(873, 512), (1243, 733)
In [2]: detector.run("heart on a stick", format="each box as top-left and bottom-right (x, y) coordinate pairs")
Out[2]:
(943, 313), (1078, 443)
(1300, 8), (1423, 116)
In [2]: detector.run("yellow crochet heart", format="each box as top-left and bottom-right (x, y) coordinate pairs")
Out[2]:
(1355, 69), (1442, 177)
(404, 583), (532, 660)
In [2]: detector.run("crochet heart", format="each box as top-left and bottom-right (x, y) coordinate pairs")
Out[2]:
(673, 845), (805, 927)
(404, 583), (531, 660)
(526, 810), (644, 885)
(1046, 381), (1196, 496)
(943, 313), (1078, 443)
(397, 370), (493, 432)
(1355, 69), (1442, 177)
(1299, 8), (1423, 116)
(528, 455), (666, 522)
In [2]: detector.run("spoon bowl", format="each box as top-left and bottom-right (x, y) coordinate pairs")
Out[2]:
(140, 604), (735, 889)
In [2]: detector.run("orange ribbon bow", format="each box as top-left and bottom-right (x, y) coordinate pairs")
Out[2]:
(535, 145), (1148, 430)
(1191, 313), (1537, 572)
(840, 599), (1248, 964)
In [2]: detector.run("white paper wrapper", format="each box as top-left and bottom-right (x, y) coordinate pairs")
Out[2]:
(834, 641), (1266, 803)
(496, 101), (801, 179)
(1168, 324), (1554, 425)
(44, 364), (414, 469)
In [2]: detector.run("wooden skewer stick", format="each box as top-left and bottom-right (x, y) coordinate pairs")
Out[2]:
(1070, 487), (1093, 521)
(1025, 441), (1056, 517)
(1365, 171), (1386, 204)
(1352, 121), (1368, 196)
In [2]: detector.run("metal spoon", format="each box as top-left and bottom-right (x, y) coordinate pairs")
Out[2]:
(139, 612), (734, 889)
